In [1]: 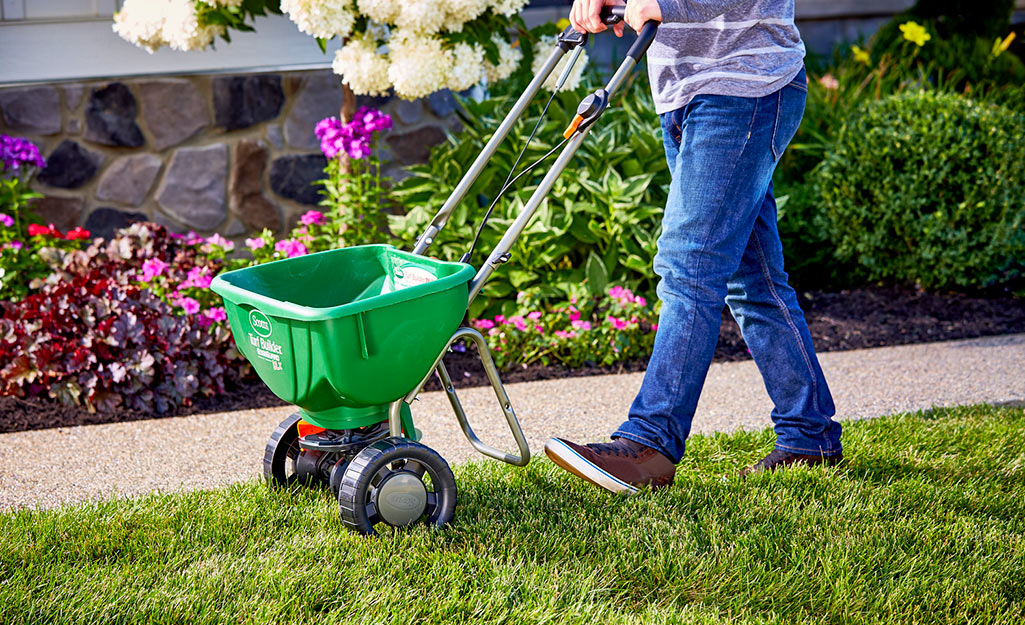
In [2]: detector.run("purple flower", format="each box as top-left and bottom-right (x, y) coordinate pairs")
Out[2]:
(0, 213), (13, 228)
(140, 258), (168, 282)
(300, 210), (325, 226)
(1, 134), (46, 172)
(6, 240), (24, 251)
(314, 108), (392, 161)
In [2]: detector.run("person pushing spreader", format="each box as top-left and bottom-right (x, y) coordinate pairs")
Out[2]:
(211, 6), (657, 536)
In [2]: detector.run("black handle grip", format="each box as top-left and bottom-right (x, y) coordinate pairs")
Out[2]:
(600, 5), (626, 24)
(598, 4), (658, 61)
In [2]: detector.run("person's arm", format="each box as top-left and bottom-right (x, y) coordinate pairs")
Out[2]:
(656, 0), (750, 23)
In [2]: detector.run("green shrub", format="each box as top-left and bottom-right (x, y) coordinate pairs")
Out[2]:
(390, 73), (668, 316)
(814, 90), (1025, 291)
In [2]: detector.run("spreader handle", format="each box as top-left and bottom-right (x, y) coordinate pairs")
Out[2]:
(599, 4), (659, 61)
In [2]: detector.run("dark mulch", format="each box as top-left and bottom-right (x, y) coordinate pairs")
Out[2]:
(2, 285), (1023, 434)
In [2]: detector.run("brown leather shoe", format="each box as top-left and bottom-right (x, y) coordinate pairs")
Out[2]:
(544, 437), (676, 494)
(741, 448), (843, 476)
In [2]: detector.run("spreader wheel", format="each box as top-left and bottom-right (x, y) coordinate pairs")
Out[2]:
(263, 413), (303, 487)
(338, 437), (457, 536)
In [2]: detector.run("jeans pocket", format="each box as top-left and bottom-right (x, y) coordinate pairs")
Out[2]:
(771, 81), (807, 160)
(661, 108), (683, 145)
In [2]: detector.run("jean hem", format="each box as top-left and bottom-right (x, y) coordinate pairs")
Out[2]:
(775, 441), (842, 457)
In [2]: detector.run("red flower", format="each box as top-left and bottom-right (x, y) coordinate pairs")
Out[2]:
(27, 223), (64, 239)
(65, 227), (91, 241)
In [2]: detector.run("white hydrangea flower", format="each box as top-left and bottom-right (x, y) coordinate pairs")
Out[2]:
(533, 35), (588, 90)
(395, 0), (446, 35)
(490, 0), (529, 17)
(388, 30), (452, 99)
(447, 42), (484, 91)
(203, 0), (244, 7)
(440, 0), (489, 28)
(484, 34), (522, 83)
(333, 34), (393, 96)
(113, 0), (171, 53)
(281, 0), (356, 39)
(357, 0), (400, 25)
(163, 0), (224, 51)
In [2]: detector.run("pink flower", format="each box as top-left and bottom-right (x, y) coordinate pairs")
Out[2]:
(246, 237), (266, 250)
(568, 309), (581, 322)
(179, 297), (201, 315)
(555, 330), (576, 339)
(571, 319), (591, 331)
(275, 239), (308, 258)
(608, 286), (624, 299)
(184, 230), (204, 245)
(652, 324), (659, 332)
(0, 213), (13, 228)
(140, 258), (168, 282)
(206, 233), (234, 251)
(203, 307), (227, 323)
(509, 315), (527, 331)
(184, 266), (213, 289)
(534, 325), (544, 333)
(300, 210), (325, 226)
(488, 327), (501, 337)
(527, 311), (542, 320)
(819, 73), (839, 90)
(473, 319), (495, 330)
(7, 240), (23, 251)
(607, 316), (628, 330)
(494, 315), (506, 325)
(569, 296), (577, 304)
(635, 296), (647, 307)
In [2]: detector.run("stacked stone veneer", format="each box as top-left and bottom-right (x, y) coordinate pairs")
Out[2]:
(0, 70), (461, 240)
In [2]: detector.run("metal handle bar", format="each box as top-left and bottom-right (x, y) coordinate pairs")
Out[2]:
(411, 5), (658, 262)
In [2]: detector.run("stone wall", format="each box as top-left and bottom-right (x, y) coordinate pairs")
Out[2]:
(0, 71), (461, 240)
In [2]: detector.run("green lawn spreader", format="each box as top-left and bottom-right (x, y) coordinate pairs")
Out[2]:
(212, 8), (657, 536)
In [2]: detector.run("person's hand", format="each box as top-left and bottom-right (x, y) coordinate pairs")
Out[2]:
(623, 0), (662, 33)
(570, 0), (625, 37)
(569, 0), (661, 38)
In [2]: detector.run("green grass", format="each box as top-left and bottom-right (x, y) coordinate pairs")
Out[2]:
(2, 404), (1024, 624)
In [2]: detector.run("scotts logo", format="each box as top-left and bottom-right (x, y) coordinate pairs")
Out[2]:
(248, 309), (273, 338)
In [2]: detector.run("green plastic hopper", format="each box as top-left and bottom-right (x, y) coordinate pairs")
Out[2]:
(211, 245), (474, 430)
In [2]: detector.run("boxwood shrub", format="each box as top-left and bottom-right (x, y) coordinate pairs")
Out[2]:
(814, 90), (1025, 291)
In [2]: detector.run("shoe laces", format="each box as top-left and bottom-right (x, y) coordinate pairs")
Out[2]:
(586, 441), (639, 459)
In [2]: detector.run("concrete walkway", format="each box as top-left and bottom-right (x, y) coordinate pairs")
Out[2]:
(2, 333), (1023, 510)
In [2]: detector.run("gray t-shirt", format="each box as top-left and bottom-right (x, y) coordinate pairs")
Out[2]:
(649, 0), (806, 114)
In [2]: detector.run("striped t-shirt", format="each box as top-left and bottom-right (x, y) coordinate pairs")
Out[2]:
(648, 0), (806, 114)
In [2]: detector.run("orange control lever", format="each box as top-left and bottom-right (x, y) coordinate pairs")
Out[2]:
(563, 114), (584, 139)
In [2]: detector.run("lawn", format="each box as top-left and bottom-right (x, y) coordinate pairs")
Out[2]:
(2, 404), (1023, 624)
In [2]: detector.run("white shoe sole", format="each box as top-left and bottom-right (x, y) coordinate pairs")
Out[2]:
(544, 438), (639, 495)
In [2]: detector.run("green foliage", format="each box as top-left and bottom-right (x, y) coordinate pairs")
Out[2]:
(868, 4), (1023, 90)
(814, 90), (1025, 291)
(317, 151), (391, 249)
(196, 0), (281, 45)
(390, 74), (668, 317)
(0, 179), (91, 301)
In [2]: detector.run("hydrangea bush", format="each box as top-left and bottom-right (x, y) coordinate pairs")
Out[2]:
(113, 0), (537, 100)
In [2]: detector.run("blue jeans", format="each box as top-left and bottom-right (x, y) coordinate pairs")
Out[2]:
(613, 69), (843, 463)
